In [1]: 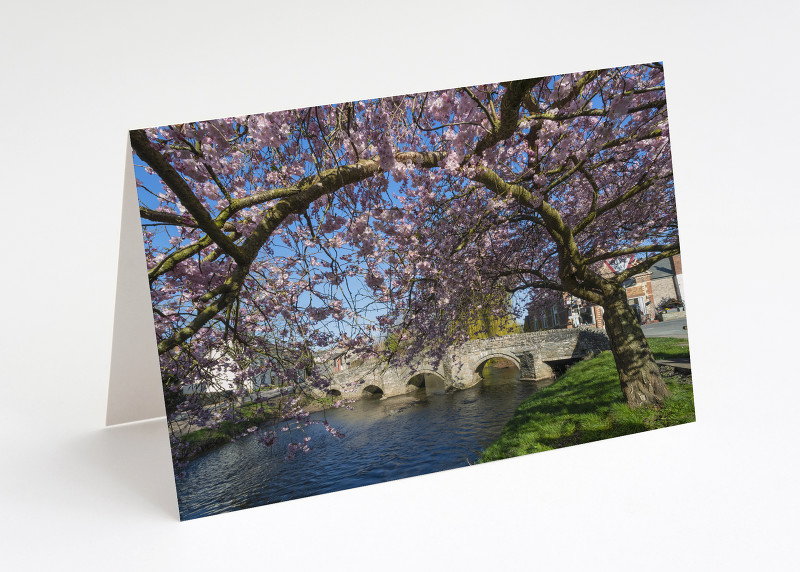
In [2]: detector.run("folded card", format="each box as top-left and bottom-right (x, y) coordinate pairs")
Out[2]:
(109, 62), (695, 520)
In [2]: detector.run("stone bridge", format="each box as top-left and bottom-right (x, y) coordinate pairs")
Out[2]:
(320, 327), (610, 400)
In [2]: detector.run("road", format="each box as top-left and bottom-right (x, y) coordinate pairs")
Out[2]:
(641, 317), (688, 338)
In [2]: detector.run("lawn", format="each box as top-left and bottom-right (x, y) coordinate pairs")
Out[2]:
(479, 337), (695, 462)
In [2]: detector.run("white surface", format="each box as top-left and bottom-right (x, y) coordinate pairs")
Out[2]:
(106, 138), (165, 425)
(1, 1), (798, 570)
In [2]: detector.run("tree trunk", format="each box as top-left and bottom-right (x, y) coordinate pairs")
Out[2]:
(601, 286), (669, 408)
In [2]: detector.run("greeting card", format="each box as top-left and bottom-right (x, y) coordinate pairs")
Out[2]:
(110, 62), (694, 520)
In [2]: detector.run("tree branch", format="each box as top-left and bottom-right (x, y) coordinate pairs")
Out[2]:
(154, 150), (445, 355)
(613, 245), (680, 284)
(148, 236), (214, 283)
(584, 243), (679, 266)
(139, 207), (197, 228)
(469, 78), (540, 160)
(462, 86), (497, 130)
(130, 129), (249, 267)
(573, 175), (661, 235)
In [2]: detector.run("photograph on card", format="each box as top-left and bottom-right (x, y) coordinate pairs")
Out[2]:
(131, 62), (694, 520)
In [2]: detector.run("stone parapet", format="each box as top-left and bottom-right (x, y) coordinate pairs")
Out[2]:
(323, 327), (610, 400)
(660, 310), (687, 322)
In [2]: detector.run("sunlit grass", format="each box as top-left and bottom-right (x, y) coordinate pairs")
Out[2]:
(181, 401), (276, 447)
(479, 337), (694, 462)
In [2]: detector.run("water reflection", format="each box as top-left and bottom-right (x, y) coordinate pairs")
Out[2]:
(177, 363), (543, 520)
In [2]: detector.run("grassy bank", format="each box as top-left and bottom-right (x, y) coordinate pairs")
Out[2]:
(180, 400), (278, 453)
(479, 337), (695, 462)
(178, 393), (337, 460)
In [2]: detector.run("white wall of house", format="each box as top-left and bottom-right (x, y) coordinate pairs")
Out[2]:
(675, 274), (685, 305)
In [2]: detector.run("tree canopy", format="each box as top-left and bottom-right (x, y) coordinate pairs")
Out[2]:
(133, 62), (678, 467)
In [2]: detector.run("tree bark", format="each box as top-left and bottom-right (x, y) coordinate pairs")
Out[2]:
(601, 286), (669, 408)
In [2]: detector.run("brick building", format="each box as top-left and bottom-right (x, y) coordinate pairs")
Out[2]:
(622, 254), (685, 322)
(524, 254), (684, 331)
(524, 294), (605, 332)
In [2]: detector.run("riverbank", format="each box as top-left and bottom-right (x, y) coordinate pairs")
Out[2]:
(178, 393), (338, 461)
(177, 365), (538, 518)
(479, 337), (695, 462)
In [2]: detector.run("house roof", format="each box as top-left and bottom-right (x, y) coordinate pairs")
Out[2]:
(620, 256), (677, 287)
(648, 258), (676, 280)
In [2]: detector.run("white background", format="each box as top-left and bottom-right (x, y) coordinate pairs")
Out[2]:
(2, 1), (798, 570)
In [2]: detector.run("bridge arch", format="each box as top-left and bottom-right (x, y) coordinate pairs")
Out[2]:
(471, 352), (521, 383)
(361, 384), (384, 398)
(406, 370), (447, 394)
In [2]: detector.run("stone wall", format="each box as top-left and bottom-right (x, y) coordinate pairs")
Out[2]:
(651, 276), (680, 309)
(321, 355), (449, 399)
(322, 327), (610, 400)
(661, 309), (687, 322)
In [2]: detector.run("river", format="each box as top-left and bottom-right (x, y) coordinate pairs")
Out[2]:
(176, 363), (548, 520)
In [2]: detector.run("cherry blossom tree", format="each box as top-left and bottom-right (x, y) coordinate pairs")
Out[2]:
(370, 63), (677, 407)
(132, 109), (444, 468)
(133, 62), (677, 469)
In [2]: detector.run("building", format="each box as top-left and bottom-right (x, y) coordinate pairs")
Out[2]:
(524, 294), (604, 332)
(524, 254), (685, 331)
(622, 254), (685, 322)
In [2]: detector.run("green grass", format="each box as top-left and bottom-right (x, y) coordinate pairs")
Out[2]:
(181, 401), (277, 449)
(479, 337), (694, 462)
(179, 391), (339, 456)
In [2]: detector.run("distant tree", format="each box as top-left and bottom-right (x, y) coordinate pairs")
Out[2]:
(456, 290), (522, 339)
